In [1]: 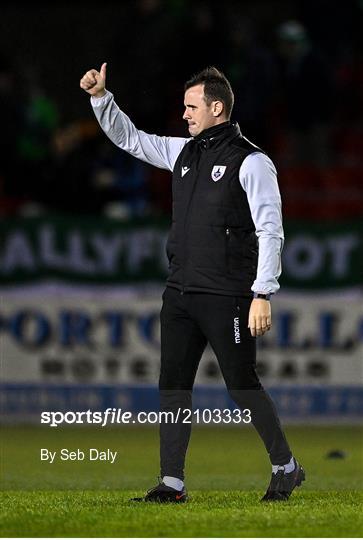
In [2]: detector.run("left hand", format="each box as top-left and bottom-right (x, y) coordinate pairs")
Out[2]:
(248, 299), (271, 337)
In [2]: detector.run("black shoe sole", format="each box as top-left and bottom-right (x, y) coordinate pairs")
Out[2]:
(130, 495), (188, 503)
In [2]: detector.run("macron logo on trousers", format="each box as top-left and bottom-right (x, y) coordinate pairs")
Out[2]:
(234, 317), (240, 344)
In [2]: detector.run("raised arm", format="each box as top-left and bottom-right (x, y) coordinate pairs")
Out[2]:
(80, 63), (189, 171)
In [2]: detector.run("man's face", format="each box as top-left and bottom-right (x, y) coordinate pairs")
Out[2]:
(183, 84), (221, 137)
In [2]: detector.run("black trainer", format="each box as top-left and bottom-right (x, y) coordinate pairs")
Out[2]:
(261, 458), (305, 501)
(131, 481), (188, 503)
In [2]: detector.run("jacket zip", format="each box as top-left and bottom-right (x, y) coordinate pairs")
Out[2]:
(225, 227), (230, 273)
(180, 148), (202, 293)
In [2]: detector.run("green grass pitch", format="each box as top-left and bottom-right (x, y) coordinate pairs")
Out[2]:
(1, 425), (362, 537)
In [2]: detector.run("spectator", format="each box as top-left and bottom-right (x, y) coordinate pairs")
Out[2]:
(275, 20), (334, 165)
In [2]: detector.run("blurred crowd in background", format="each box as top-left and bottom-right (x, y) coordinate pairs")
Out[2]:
(0, 0), (362, 221)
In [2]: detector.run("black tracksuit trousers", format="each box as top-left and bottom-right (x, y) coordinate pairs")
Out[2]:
(159, 286), (292, 480)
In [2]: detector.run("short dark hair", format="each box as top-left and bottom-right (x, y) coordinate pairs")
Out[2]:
(184, 66), (234, 119)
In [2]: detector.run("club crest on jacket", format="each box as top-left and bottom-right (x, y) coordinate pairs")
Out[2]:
(211, 165), (226, 181)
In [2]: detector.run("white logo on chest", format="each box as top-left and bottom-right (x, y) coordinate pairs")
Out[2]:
(181, 166), (190, 177)
(211, 165), (226, 181)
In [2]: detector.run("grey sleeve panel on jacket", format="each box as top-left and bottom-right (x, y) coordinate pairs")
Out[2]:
(91, 90), (190, 171)
(239, 152), (284, 295)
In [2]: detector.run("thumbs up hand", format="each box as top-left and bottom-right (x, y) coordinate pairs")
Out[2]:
(80, 62), (107, 98)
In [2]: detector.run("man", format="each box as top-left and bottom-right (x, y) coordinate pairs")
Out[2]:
(80, 64), (305, 502)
